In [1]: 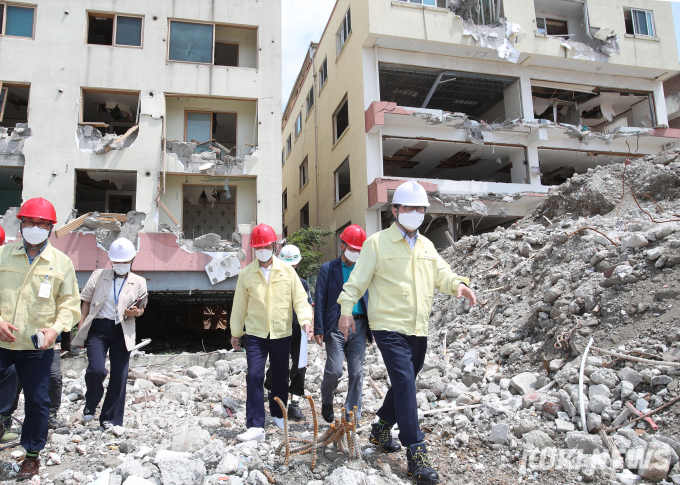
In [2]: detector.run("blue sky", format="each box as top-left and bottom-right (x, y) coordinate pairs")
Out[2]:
(282, 1), (680, 110)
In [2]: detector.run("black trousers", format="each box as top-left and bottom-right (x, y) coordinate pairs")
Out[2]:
(0, 348), (63, 417)
(0, 349), (53, 451)
(84, 319), (131, 426)
(264, 323), (306, 397)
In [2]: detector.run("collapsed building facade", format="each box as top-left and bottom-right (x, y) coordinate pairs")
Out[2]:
(281, 0), (680, 258)
(0, 0), (281, 336)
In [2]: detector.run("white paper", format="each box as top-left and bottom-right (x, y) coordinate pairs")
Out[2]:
(38, 282), (51, 299)
(298, 329), (308, 368)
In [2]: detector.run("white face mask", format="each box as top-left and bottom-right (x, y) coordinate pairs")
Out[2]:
(255, 248), (273, 263)
(112, 263), (131, 275)
(22, 226), (49, 245)
(344, 249), (360, 263)
(398, 211), (425, 231)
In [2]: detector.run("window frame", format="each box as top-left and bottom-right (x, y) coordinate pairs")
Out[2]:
(78, 88), (140, 130)
(86, 11), (144, 49)
(167, 19), (216, 65)
(282, 189), (288, 214)
(625, 8), (656, 37)
(0, 85), (7, 123)
(282, 149), (285, 166)
(535, 16), (568, 36)
(295, 111), (302, 138)
(333, 95), (349, 144)
(397, 0), (440, 6)
(306, 86), (314, 118)
(0, 2), (37, 40)
(286, 134), (292, 156)
(299, 157), (309, 191)
(299, 202), (310, 228)
(336, 7), (352, 58)
(319, 57), (328, 90)
(183, 109), (238, 146)
(334, 157), (351, 205)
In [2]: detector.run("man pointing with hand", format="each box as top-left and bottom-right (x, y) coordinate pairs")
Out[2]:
(337, 181), (476, 485)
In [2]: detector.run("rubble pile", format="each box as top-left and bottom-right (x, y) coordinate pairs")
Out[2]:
(1, 156), (680, 484)
(0, 124), (30, 165)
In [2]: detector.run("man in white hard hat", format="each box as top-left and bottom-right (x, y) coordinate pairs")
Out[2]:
(337, 181), (476, 485)
(263, 244), (313, 421)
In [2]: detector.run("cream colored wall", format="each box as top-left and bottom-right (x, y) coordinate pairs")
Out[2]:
(281, 0), (371, 261)
(166, 97), (256, 157)
(215, 26), (258, 69)
(160, 174), (257, 230)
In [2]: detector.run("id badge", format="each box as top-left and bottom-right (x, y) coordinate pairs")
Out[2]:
(38, 282), (51, 299)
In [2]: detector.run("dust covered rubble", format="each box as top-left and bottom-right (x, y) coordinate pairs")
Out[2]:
(3, 157), (680, 484)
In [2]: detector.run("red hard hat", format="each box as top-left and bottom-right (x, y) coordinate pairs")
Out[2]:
(340, 224), (367, 250)
(0, 226), (5, 246)
(250, 224), (277, 248)
(16, 197), (57, 224)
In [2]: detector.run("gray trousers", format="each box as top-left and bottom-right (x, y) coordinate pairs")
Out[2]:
(320, 316), (367, 419)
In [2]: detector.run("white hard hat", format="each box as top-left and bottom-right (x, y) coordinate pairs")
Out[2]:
(278, 245), (302, 265)
(108, 238), (137, 262)
(392, 180), (430, 207)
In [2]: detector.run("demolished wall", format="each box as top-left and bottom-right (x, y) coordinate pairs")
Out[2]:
(0, 124), (30, 166)
(166, 141), (246, 176)
(76, 125), (139, 154)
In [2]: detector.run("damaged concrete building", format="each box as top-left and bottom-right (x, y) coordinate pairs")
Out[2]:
(0, 0), (281, 338)
(281, 0), (680, 256)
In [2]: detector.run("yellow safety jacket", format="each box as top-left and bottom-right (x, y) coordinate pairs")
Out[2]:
(0, 240), (81, 350)
(338, 223), (469, 336)
(230, 256), (313, 339)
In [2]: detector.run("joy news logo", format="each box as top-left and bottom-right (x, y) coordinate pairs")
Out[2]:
(518, 445), (670, 473)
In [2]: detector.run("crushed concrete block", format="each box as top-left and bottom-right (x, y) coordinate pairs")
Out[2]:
(170, 427), (210, 453)
(522, 430), (553, 449)
(157, 455), (206, 485)
(489, 423), (509, 444)
(194, 233), (221, 249)
(565, 431), (604, 454)
(510, 372), (537, 395)
(639, 441), (672, 481)
(555, 419), (575, 433)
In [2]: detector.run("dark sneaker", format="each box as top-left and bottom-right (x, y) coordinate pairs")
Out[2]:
(321, 404), (334, 423)
(100, 421), (114, 432)
(370, 421), (402, 453)
(288, 401), (305, 421)
(406, 442), (438, 485)
(18, 457), (40, 479)
(48, 414), (67, 430)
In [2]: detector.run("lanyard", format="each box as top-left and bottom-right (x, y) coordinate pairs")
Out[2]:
(113, 275), (128, 307)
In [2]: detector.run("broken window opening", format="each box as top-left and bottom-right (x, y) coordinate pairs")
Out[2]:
(214, 42), (238, 67)
(75, 170), (137, 216)
(531, 82), (654, 132)
(538, 148), (632, 186)
(382, 137), (520, 184)
(87, 13), (143, 47)
(336, 7), (351, 57)
(215, 25), (257, 68)
(450, 0), (504, 25)
(0, 3), (35, 38)
(334, 157), (351, 204)
(80, 90), (139, 136)
(379, 65), (517, 122)
(299, 157), (309, 190)
(182, 184), (237, 241)
(0, 166), (23, 216)
(624, 8), (655, 37)
(333, 97), (349, 143)
(536, 17), (568, 36)
(300, 202), (310, 228)
(0, 84), (29, 131)
(185, 111), (237, 152)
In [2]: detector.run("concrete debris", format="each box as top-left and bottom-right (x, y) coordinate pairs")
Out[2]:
(205, 252), (242, 285)
(4, 148), (680, 484)
(166, 141), (246, 176)
(0, 206), (21, 241)
(73, 211), (146, 251)
(77, 125), (139, 154)
(0, 123), (30, 166)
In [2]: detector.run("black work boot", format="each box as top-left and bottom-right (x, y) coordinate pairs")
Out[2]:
(48, 413), (67, 430)
(369, 421), (402, 453)
(321, 404), (334, 423)
(406, 442), (438, 484)
(287, 401), (305, 421)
